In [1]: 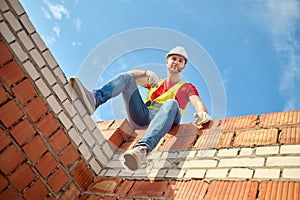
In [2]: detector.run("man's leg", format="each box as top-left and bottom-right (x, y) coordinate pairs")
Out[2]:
(71, 73), (151, 126)
(95, 73), (151, 127)
(136, 99), (181, 151)
(124, 99), (181, 170)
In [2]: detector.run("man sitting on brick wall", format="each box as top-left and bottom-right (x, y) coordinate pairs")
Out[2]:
(70, 46), (211, 170)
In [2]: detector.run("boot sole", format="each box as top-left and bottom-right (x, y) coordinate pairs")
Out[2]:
(124, 151), (140, 171)
(69, 77), (94, 115)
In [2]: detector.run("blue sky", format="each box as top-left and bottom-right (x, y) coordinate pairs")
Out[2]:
(19, 0), (300, 123)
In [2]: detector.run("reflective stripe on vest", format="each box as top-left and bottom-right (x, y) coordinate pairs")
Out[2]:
(144, 79), (186, 115)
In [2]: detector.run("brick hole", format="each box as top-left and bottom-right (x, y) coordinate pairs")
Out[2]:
(191, 134), (201, 148)
(277, 128), (283, 144)
(230, 131), (237, 146)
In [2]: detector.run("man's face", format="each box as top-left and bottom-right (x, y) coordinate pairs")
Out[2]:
(166, 55), (186, 73)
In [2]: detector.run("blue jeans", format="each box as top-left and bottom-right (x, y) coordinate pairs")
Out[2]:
(94, 73), (181, 152)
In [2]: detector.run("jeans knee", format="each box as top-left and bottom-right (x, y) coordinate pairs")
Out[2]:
(120, 72), (135, 83)
(165, 99), (178, 106)
(162, 99), (179, 111)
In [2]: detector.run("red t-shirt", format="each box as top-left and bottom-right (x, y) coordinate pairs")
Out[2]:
(147, 80), (199, 110)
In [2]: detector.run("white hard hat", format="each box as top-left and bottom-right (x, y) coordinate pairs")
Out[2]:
(166, 46), (189, 64)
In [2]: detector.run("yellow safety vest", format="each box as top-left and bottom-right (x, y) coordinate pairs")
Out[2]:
(144, 79), (186, 115)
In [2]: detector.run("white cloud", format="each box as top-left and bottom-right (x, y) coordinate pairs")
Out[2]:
(254, 0), (300, 111)
(44, 0), (69, 20)
(53, 23), (60, 37)
(74, 18), (82, 31)
(41, 7), (51, 19)
(72, 41), (83, 46)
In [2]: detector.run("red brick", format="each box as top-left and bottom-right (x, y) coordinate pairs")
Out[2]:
(116, 180), (135, 197)
(59, 144), (80, 168)
(0, 100), (23, 127)
(221, 115), (258, 131)
(0, 173), (8, 191)
(127, 180), (168, 197)
(36, 113), (60, 138)
(10, 119), (36, 145)
(233, 128), (278, 147)
(205, 180), (258, 200)
(101, 129), (123, 148)
(134, 128), (147, 139)
(24, 97), (48, 122)
(12, 79), (37, 104)
(0, 40), (13, 65)
(280, 127), (300, 144)
(164, 180), (208, 200)
(0, 84), (10, 104)
(259, 111), (300, 127)
(22, 135), (47, 162)
(79, 194), (89, 200)
(35, 152), (58, 178)
(0, 187), (22, 200)
(110, 119), (135, 141)
(47, 168), (69, 193)
(96, 120), (115, 130)
(61, 183), (80, 200)
(159, 134), (197, 151)
(0, 61), (25, 86)
(0, 128), (10, 151)
(200, 120), (222, 131)
(71, 160), (94, 190)
(116, 141), (136, 153)
(23, 179), (49, 200)
(0, 145), (24, 175)
(88, 178), (122, 194)
(194, 130), (234, 149)
(168, 124), (201, 136)
(258, 181), (300, 200)
(49, 129), (70, 154)
(8, 163), (35, 192)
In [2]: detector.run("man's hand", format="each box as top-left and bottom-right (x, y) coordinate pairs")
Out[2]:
(194, 111), (211, 128)
(145, 70), (159, 87)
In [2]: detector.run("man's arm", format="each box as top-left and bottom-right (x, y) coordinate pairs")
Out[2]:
(189, 95), (208, 113)
(128, 70), (149, 87)
(128, 69), (159, 88)
(189, 95), (211, 127)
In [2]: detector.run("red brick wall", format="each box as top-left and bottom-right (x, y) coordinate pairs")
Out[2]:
(0, 39), (93, 199)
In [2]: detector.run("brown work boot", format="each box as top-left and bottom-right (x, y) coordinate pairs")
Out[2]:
(123, 146), (148, 171)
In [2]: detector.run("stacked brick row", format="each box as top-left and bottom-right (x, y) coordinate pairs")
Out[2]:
(79, 177), (300, 199)
(97, 111), (300, 181)
(87, 112), (300, 199)
(0, 0), (114, 198)
(0, 20), (90, 200)
(0, 0), (116, 175)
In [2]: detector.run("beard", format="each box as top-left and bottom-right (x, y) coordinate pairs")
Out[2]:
(169, 65), (183, 73)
